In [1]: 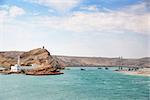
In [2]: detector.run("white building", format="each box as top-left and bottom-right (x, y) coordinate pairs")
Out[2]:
(10, 56), (21, 72)
(11, 64), (21, 72)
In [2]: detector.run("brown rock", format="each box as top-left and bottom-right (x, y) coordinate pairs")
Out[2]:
(0, 48), (61, 69)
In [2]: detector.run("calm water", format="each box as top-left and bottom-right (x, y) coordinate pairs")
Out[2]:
(0, 67), (149, 100)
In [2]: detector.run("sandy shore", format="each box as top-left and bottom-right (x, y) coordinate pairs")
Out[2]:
(116, 68), (150, 77)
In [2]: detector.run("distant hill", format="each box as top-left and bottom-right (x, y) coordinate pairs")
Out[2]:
(54, 56), (150, 68)
(0, 49), (149, 68)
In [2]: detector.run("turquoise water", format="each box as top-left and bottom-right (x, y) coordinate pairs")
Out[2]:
(0, 67), (149, 100)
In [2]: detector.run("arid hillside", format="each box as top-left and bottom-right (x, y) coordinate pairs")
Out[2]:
(0, 49), (149, 68)
(54, 56), (150, 68)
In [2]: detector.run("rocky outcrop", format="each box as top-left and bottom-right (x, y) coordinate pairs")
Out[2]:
(20, 48), (53, 66)
(25, 66), (63, 75)
(0, 48), (64, 75)
(0, 54), (15, 68)
(0, 48), (61, 69)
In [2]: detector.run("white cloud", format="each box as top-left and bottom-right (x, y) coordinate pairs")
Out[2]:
(121, 2), (149, 14)
(26, 0), (81, 12)
(9, 6), (25, 17)
(0, 2), (149, 57)
(0, 6), (26, 34)
(80, 5), (98, 11)
(0, 5), (25, 20)
(0, 5), (10, 9)
(28, 10), (149, 35)
(1, 15), (148, 57)
(1, 2), (149, 35)
(0, 10), (8, 22)
(17, 2), (148, 35)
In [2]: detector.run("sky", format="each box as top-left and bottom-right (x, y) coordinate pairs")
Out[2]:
(0, 0), (149, 58)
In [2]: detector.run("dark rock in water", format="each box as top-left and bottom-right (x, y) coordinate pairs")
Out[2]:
(98, 67), (102, 69)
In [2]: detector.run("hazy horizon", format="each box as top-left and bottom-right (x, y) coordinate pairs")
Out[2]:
(0, 0), (149, 58)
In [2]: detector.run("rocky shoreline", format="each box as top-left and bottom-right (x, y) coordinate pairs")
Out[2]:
(0, 48), (64, 76)
(25, 71), (64, 75)
(25, 66), (64, 75)
(0, 67), (64, 75)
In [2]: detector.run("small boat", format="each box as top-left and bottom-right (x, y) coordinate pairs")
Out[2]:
(97, 67), (102, 69)
(114, 69), (119, 71)
(66, 68), (71, 70)
(105, 67), (109, 70)
(81, 68), (85, 71)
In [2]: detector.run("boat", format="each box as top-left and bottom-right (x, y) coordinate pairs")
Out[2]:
(97, 67), (102, 69)
(105, 67), (109, 70)
(81, 68), (85, 71)
(66, 68), (71, 70)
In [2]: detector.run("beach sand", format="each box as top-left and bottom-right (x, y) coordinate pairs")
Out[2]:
(117, 68), (150, 77)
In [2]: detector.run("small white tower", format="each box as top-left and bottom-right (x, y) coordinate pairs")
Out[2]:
(17, 56), (21, 66)
(10, 56), (21, 72)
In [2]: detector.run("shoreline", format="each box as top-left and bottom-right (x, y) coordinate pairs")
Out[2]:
(115, 68), (150, 77)
(0, 67), (64, 76)
(1, 67), (150, 77)
(0, 71), (64, 76)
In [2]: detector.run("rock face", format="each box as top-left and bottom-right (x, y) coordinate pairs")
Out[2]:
(0, 54), (15, 68)
(20, 48), (53, 66)
(0, 48), (61, 69)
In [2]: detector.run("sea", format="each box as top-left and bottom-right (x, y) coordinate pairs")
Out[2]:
(0, 67), (149, 100)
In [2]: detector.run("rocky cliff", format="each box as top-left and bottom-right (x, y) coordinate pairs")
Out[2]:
(0, 48), (60, 68)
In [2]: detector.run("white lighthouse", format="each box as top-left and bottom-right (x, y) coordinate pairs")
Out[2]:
(11, 56), (21, 72)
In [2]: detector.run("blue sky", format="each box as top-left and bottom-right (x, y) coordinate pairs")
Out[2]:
(0, 0), (149, 58)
